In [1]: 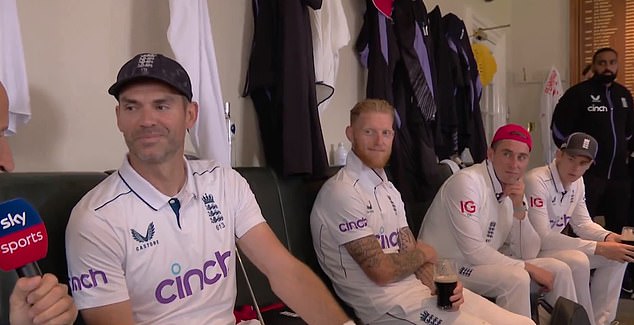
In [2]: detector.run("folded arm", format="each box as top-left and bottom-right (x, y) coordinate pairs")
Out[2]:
(344, 228), (432, 286)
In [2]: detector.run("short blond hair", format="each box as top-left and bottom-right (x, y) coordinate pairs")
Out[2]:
(350, 99), (395, 124)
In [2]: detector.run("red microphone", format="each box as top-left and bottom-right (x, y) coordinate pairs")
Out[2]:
(0, 198), (48, 277)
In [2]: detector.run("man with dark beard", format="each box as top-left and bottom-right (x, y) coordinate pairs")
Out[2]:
(310, 99), (535, 324)
(551, 47), (634, 297)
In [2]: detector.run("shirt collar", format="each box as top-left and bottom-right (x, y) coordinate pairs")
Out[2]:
(484, 159), (504, 202)
(118, 155), (196, 211)
(345, 151), (389, 188)
(548, 159), (567, 193)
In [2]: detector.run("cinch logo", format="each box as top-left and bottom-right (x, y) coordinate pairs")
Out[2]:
(1, 212), (26, 230)
(338, 218), (368, 232)
(550, 215), (571, 228)
(376, 230), (399, 249)
(155, 250), (231, 304)
(587, 104), (608, 112)
(0, 231), (44, 254)
(131, 222), (159, 252)
(590, 94), (601, 103)
(69, 269), (108, 292)
(460, 201), (476, 214)
(530, 197), (543, 208)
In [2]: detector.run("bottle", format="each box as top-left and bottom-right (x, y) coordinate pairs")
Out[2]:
(335, 142), (348, 166)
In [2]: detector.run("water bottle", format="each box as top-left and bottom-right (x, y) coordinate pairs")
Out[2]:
(335, 142), (348, 166)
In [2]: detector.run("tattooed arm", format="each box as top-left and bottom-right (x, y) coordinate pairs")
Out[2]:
(344, 227), (435, 286)
(399, 227), (438, 291)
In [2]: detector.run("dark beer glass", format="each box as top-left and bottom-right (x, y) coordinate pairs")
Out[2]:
(622, 227), (634, 246)
(434, 259), (457, 311)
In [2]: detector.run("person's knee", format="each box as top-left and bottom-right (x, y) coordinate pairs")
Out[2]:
(561, 250), (590, 272)
(547, 259), (575, 285)
(500, 265), (531, 292)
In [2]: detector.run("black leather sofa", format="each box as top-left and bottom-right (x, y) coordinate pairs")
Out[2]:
(0, 165), (452, 324)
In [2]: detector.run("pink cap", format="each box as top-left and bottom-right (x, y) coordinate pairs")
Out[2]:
(491, 124), (532, 151)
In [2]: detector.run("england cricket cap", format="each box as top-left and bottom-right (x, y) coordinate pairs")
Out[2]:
(560, 132), (598, 160)
(108, 53), (192, 101)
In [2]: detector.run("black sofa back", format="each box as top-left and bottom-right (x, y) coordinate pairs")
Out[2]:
(0, 165), (452, 324)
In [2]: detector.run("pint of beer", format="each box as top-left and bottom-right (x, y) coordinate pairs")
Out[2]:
(622, 226), (634, 246)
(434, 259), (457, 310)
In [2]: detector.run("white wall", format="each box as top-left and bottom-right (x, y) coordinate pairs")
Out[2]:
(507, 0), (569, 167)
(8, 0), (564, 172)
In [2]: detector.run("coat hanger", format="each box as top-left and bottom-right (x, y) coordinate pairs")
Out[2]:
(471, 24), (511, 46)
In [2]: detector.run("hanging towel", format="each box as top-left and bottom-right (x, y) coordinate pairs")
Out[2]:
(168, 0), (230, 166)
(540, 66), (563, 163)
(310, 0), (351, 112)
(0, 0), (31, 135)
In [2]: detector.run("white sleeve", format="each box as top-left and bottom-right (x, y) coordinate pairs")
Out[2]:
(313, 182), (375, 246)
(525, 174), (597, 255)
(229, 170), (267, 239)
(569, 180), (611, 243)
(65, 203), (129, 310)
(442, 174), (524, 268)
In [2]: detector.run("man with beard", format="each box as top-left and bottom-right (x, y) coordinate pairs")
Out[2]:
(311, 100), (535, 324)
(551, 47), (634, 297)
(551, 47), (633, 235)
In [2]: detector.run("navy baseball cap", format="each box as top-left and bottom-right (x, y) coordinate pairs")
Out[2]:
(108, 53), (193, 101)
(560, 132), (598, 160)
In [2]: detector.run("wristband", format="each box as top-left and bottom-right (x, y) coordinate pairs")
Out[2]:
(342, 321), (356, 325)
(513, 202), (527, 213)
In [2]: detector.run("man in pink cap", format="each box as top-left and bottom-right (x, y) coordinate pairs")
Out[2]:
(418, 124), (577, 319)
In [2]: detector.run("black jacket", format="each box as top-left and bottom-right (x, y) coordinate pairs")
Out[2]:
(551, 77), (634, 179)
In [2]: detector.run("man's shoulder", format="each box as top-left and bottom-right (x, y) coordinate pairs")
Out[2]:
(448, 162), (486, 184)
(612, 81), (633, 96)
(313, 169), (362, 209)
(525, 165), (549, 181)
(67, 172), (129, 229)
(187, 160), (229, 177)
(74, 172), (128, 212)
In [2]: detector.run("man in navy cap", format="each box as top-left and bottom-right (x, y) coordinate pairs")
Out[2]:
(65, 53), (352, 325)
(525, 132), (634, 325)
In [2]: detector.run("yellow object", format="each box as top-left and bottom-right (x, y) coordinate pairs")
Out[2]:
(471, 42), (497, 87)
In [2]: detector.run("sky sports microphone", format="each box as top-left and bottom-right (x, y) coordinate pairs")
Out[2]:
(0, 198), (48, 277)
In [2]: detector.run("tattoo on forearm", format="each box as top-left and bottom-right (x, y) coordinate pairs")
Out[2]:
(346, 236), (383, 269)
(398, 227), (416, 252)
(345, 232), (425, 283)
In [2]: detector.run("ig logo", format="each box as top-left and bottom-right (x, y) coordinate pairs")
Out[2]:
(530, 197), (543, 208)
(460, 201), (476, 214)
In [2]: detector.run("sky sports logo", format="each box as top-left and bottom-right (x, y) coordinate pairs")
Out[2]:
(0, 211), (38, 254)
(1, 231), (44, 254)
(1, 211), (27, 229)
(0, 199), (48, 272)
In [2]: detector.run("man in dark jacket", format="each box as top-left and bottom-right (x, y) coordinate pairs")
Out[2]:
(551, 47), (634, 298)
(551, 47), (634, 234)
